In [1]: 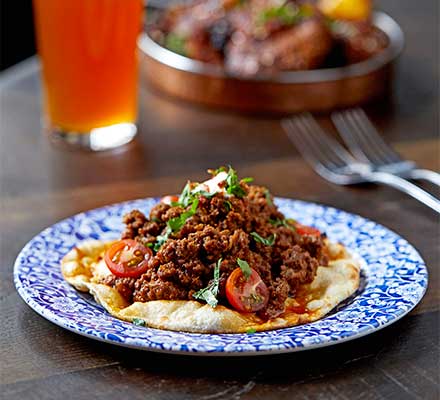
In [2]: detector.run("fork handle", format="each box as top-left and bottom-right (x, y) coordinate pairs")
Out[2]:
(368, 171), (440, 213)
(408, 169), (440, 186)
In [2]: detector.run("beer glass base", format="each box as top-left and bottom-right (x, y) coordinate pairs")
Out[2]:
(49, 122), (137, 151)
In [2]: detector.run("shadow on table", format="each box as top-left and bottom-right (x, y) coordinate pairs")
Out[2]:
(14, 292), (437, 399)
(98, 311), (427, 383)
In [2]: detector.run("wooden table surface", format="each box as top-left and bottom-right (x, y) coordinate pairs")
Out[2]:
(1, 1), (439, 399)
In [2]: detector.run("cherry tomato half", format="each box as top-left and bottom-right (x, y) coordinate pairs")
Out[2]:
(226, 268), (269, 313)
(104, 239), (152, 278)
(295, 223), (321, 237)
(160, 195), (179, 205)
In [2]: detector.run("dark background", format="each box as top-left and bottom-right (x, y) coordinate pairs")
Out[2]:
(1, 0), (36, 71)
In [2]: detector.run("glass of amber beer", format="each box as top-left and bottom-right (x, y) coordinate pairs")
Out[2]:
(33, 0), (143, 151)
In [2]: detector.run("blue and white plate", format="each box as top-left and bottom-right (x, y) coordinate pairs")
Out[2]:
(14, 198), (428, 356)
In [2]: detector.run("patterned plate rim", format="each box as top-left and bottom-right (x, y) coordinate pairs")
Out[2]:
(13, 198), (428, 356)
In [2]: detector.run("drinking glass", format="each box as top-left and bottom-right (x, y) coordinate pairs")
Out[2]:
(33, 0), (143, 151)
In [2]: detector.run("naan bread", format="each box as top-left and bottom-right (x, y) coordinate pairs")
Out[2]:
(61, 240), (360, 333)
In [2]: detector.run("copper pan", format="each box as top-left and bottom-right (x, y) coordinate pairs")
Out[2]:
(138, 11), (404, 114)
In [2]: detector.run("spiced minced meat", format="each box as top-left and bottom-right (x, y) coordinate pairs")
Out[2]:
(102, 169), (329, 320)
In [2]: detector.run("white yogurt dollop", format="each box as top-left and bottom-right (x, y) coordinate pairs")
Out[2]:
(193, 171), (228, 195)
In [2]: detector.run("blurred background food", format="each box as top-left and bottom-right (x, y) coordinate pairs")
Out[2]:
(140, 0), (402, 113)
(148, 0), (388, 76)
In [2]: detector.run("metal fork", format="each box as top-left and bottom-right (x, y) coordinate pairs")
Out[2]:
(282, 114), (440, 213)
(332, 108), (440, 185)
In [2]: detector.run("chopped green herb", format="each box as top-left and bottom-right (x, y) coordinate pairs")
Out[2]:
(165, 33), (187, 56)
(154, 226), (172, 252)
(237, 258), (252, 280)
(264, 189), (273, 206)
(224, 200), (232, 211)
(197, 190), (216, 199)
(241, 177), (254, 183)
(269, 217), (296, 231)
(259, 3), (313, 26)
(167, 198), (199, 232)
(246, 328), (257, 334)
(132, 318), (145, 326)
(193, 258), (222, 308)
(269, 217), (281, 226)
(214, 166), (227, 175)
(166, 217), (183, 232)
(146, 242), (154, 248)
(190, 197), (199, 212)
(178, 182), (216, 208)
(155, 199), (199, 251)
(178, 182), (193, 207)
(250, 232), (276, 246)
(153, 180), (206, 251)
(225, 166), (249, 198)
(259, 3), (298, 25)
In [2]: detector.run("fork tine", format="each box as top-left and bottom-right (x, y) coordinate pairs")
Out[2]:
(283, 115), (360, 186)
(292, 116), (342, 169)
(333, 109), (401, 165)
(333, 109), (385, 164)
(282, 118), (332, 171)
(331, 112), (371, 163)
(350, 109), (401, 163)
(283, 113), (355, 170)
(283, 117), (346, 174)
(282, 120), (336, 181)
(347, 109), (398, 163)
(298, 113), (356, 166)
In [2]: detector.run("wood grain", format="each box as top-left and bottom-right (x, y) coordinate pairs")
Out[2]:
(0, 0), (439, 399)
(2, 312), (439, 399)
